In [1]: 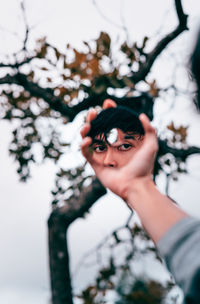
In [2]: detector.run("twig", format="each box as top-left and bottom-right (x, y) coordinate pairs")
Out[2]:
(72, 208), (136, 278)
(92, 0), (125, 30)
(20, 1), (29, 51)
(131, 0), (188, 83)
(120, 0), (130, 42)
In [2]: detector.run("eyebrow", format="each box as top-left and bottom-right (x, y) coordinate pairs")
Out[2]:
(124, 135), (136, 140)
(92, 139), (106, 145)
(92, 134), (136, 145)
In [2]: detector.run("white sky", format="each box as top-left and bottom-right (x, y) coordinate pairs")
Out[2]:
(0, 0), (200, 303)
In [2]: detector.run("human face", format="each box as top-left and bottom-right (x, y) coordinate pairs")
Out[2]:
(91, 129), (143, 168)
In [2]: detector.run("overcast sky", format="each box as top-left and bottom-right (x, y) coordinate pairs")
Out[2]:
(0, 0), (200, 303)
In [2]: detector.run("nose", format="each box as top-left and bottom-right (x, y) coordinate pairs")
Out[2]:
(103, 148), (117, 167)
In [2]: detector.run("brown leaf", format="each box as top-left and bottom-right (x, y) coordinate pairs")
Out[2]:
(96, 32), (111, 57)
(87, 57), (100, 76)
(69, 90), (79, 100)
(149, 79), (159, 97)
(41, 67), (49, 71)
(167, 122), (188, 143)
(121, 42), (136, 63)
(58, 87), (69, 97)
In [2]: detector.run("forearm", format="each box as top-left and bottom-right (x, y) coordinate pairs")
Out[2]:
(126, 178), (188, 243)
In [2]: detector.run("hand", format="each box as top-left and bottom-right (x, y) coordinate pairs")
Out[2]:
(80, 99), (158, 201)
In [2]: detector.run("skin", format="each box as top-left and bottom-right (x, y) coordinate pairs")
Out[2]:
(80, 100), (157, 200)
(91, 129), (144, 169)
(81, 99), (188, 243)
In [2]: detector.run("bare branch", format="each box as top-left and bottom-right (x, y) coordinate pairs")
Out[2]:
(73, 209), (135, 278)
(0, 72), (77, 120)
(165, 173), (171, 196)
(20, 1), (29, 51)
(120, 0), (130, 42)
(0, 25), (20, 40)
(159, 139), (200, 160)
(131, 0), (188, 83)
(175, 0), (187, 25)
(92, 0), (124, 30)
(0, 56), (37, 68)
(0, 74), (20, 85)
(72, 92), (154, 120)
(0, 72), (154, 121)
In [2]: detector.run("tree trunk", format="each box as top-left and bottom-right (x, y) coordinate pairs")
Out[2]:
(48, 215), (73, 304)
(48, 178), (107, 303)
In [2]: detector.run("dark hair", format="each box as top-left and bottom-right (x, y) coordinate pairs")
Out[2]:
(191, 30), (200, 111)
(87, 106), (144, 142)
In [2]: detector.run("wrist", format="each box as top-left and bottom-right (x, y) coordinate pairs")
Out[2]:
(124, 176), (155, 208)
(123, 176), (188, 243)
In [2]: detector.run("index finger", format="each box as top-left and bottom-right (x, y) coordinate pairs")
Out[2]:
(102, 99), (117, 109)
(80, 123), (90, 139)
(86, 108), (98, 123)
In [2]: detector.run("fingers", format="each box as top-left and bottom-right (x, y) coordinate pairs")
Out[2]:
(81, 108), (98, 139)
(81, 101), (116, 164)
(85, 100), (116, 126)
(80, 124), (95, 165)
(81, 100), (115, 142)
(103, 99), (117, 109)
(81, 136), (93, 164)
(139, 113), (158, 153)
(86, 108), (97, 123)
(81, 108), (97, 162)
(80, 123), (90, 139)
(81, 108), (97, 139)
(139, 114), (155, 134)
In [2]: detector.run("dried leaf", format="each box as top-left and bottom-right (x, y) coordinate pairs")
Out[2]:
(96, 32), (111, 57)
(149, 79), (159, 97)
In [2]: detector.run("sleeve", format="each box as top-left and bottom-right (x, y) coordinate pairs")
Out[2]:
(157, 216), (200, 304)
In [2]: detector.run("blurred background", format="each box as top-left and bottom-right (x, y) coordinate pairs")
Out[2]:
(0, 0), (200, 303)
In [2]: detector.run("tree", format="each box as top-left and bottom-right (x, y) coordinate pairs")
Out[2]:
(0, 0), (199, 303)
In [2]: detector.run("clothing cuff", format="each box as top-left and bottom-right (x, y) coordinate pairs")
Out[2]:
(157, 216), (200, 257)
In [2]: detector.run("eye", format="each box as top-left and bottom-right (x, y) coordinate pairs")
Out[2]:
(118, 143), (133, 151)
(93, 145), (107, 153)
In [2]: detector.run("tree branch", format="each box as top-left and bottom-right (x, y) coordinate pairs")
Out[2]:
(159, 139), (200, 161)
(0, 56), (37, 68)
(131, 0), (188, 83)
(49, 177), (106, 227)
(20, 1), (29, 51)
(92, 0), (124, 30)
(0, 73), (77, 120)
(0, 73), (154, 121)
(72, 92), (154, 120)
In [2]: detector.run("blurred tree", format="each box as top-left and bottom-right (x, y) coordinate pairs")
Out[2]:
(0, 0), (200, 303)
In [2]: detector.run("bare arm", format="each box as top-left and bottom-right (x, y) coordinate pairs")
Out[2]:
(81, 102), (188, 243)
(126, 177), (187, 243)
(81, 100), (200, 302)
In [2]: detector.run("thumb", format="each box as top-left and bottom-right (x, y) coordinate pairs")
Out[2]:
(139, 113), (158, 154)
(139, 114), (157, 138)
